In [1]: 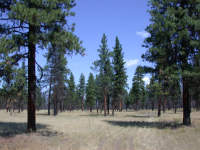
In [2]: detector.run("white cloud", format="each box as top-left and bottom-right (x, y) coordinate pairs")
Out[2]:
(125, 59), (139, 68)
(136, 31), (150, 38)
(143, 76), (150, 85)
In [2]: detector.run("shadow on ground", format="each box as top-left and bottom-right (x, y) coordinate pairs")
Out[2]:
(37, 113), (50, 116)
(80, 113), (105, 117)
(0, 122), (61, 138)
(125, 115), (155, 118)
(104, 120), (183, 129)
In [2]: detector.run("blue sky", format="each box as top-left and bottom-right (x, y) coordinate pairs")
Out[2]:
(37, 0), (151, 88)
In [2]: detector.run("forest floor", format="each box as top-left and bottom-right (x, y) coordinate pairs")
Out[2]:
(0, 109), (200, 150)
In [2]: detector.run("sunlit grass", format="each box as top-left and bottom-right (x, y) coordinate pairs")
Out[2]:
(0, 109), (200, 150)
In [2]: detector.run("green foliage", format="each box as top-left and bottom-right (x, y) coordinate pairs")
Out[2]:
(94, 75), (103, 107)
(129, 66), (146, 109)
(143, 0), (200, 81)
(86, 73), (96, 110)
(0, 0), (84, 129)
(67, 72), (76, 107)
(36, 84), (45, 110)
(77, 73), (85, 106)
(143, 0), (200, 123)
(146, 76), (162, 103)
(112, 37), (127, 105)
(93, 34), (112, 92)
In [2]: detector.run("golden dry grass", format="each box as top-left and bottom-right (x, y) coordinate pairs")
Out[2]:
(0, 109), (200, 150)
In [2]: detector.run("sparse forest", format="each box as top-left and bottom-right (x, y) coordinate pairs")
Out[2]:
(0, 0), (199, 150)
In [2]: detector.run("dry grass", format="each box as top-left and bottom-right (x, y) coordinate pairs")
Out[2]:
(0, 109), (200, 150)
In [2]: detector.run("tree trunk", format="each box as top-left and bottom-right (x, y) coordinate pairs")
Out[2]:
(162, 96), (166, 113)
(18, 100), (21, 113)
(60, 101), (63, 112)
(135, 100), (138, 111)
(48, 76), (52, 116)
(112, 102), (115, 116)
(53, 99), (57, 116)
(104, 88), (107, 116)
(96, 101), (98, 114)
(69, 104), (72, 112)
(81, 97), (84, 111)
(27, 24), (36, 132)
(119, 99), (122, 112)
(107, 95), (110, 115)
(158, 97), (161, 117)
(183, 79), (191, 125)
(174, 102), (177, 114)
(151, 100), (154, 111)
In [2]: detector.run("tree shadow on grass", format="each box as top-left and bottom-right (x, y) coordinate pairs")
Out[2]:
(80, 113), (105, 117)
(104, 120), (183, 129)
(0, 122), (61, 138)
(37, 113), (50, 116)
(125, 115), (155, 118)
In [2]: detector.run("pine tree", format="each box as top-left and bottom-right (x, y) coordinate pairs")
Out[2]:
(0, 0), (84, 131)
(94, 75), (103, 114)
(68, 72), (76, 111)
(1, 60), (17, 112)
(14, 61), (27, 113)
(36, 83), (45, 111)
(129, 66), (145, 110)
(78, 73), (85, 111)
(43, 64), (52, 115)
(86, 73), (96, 112)
(44, 46), (68, 116)
(169, 78), (181, 113)
(124, 89), (130, 112)
(146, 77), (157, 111)
(112, 37), (127, 115)
(93, 34), (112, 116)
(143, 0), (200, 125)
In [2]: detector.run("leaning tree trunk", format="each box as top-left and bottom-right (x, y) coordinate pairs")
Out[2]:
(27, 24), (36, 132)
(183, 78), (191, 125)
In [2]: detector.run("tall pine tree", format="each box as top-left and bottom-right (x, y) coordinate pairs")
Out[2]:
(112, 37), (127, 115)
(143, 0), (200, 125)
(93, 34), (112, 116)
(78, 73), (85, 111)
(0, 0), (84, 131)
(86, 73), (96, 112)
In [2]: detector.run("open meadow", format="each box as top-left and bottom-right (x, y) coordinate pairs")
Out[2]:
(0, 110), (200, 150)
